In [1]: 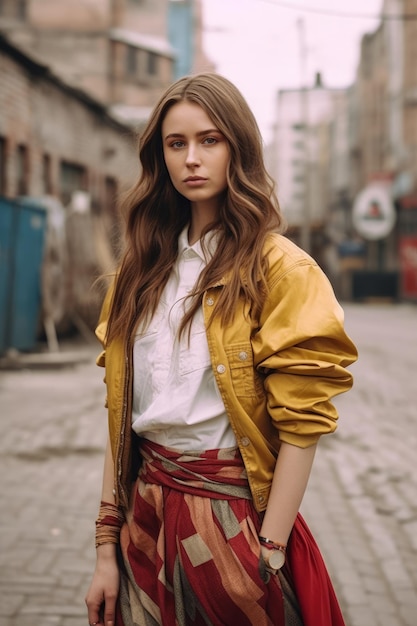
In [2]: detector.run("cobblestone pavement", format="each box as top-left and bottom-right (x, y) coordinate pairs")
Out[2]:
(302, 303), (417, 626)
(0, 303), (416, 626)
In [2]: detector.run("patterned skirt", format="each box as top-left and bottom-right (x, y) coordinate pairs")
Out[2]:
(115, 440), (345, 626)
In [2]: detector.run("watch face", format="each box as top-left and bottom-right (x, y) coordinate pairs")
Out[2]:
(268, 549), (285, 570)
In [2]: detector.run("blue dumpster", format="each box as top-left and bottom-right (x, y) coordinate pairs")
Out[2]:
(0, 197), (47, 353)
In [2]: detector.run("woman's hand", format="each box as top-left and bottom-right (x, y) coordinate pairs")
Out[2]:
(85, 544), (120, 626)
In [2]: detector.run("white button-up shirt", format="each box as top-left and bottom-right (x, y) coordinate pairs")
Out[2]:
(131, 227), (236, 450)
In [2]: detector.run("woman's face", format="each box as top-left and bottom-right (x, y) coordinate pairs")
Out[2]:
(162, 100), (230, 220)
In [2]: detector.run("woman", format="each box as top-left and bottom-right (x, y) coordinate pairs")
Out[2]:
(85, 72), (357, 626)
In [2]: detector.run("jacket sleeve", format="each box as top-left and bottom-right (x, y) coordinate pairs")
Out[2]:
(253, 258), (358, 448)
(95, 278), (116, 367)
(94, 279), (116, 407)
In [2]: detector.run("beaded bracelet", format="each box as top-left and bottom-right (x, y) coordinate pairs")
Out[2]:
(95, 500), (125, 548)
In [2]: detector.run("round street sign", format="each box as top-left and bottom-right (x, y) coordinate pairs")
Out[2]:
(352, 183), (396, 240)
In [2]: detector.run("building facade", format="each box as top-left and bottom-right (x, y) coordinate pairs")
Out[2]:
(0, 0), (215, 341)
(348, 0), (417, 300)
(0, 0), (212, 128)
(268, 0), (417, 301)
(0, 0), (177, 128)
(0, 34), (137, 203)
(0, 33), (140, 334)
(268, 73), (346, 266)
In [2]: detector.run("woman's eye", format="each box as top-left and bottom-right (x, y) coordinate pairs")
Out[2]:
(171, 141), (185, 148)
(203, 137), (217, 145)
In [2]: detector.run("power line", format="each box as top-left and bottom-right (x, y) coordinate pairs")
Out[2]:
(258, 0), (417, 21)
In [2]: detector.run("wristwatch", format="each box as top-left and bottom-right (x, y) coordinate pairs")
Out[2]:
(262, 545), (286, 571)
(259, 536), (287, 571)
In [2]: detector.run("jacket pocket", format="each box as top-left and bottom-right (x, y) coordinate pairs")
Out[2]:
(225, 342), (264, 399)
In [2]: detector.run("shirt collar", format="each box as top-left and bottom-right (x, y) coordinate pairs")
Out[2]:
(178, 225), (219, 262)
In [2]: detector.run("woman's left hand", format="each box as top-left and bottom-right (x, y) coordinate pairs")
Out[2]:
(85, 544), (120, 626)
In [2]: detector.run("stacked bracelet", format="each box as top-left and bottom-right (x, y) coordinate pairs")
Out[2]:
(95, 500), (125, 548)
(259, 535), (287, 571)
(258, 536), (287, 552)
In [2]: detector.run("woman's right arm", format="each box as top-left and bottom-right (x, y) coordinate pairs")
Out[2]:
(85, 437), (121, 626)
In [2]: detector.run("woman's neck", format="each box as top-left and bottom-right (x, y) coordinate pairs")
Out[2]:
(188, 203), (219, 245)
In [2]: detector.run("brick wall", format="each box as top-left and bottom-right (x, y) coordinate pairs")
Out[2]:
(0, 38), (142, 331)
(0, 43), (138, 203)
(28, 0), (111, 30)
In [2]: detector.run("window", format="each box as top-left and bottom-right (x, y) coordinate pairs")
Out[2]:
(17, 0), (26, 19)
(147, 51), (158, 76)
(104, 177), (118, 215)
(126, 46), (137, 76)
(0, 0), (27, 19)
(60, 161), (87, 206)
(126, 45), (159, 82)
(42, 154), (52, 195)
(292, 175), (305, 185)
(16, 144), (28, 195)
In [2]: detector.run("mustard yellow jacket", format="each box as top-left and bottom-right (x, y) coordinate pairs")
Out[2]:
(95, 234), (357, 512)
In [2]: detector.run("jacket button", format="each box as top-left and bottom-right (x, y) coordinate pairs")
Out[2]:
(216, 364), (226, 374)
(238, 351), (248, 361)
(206, 297), (215, 306)
(241, 436), (250, 446)
(258, 495), (265, 504)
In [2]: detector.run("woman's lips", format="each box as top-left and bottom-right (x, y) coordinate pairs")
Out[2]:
(183, 177), (208, 187)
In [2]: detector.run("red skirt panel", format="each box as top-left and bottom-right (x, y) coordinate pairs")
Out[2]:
(115, 440), (345, 626)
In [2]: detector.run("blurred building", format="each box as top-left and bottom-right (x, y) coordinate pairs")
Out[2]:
(0, 0), (214, 348)
(169, 0), (215, 79)
(347, 0), (417, 301)
(268, 0), (417, 302)
(0, 0), (211, 127)
(0, 32), (140, 345)
(268, 72), (346, 269)
(0, 33), (139, 199)
(0, 0), (212, 205)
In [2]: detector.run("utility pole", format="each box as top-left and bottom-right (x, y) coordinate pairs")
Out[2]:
(297, 17), (311, 254)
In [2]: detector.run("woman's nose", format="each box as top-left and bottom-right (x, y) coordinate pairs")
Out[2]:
(185, 144), (200, 166)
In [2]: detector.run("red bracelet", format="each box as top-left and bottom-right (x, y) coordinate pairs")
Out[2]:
(95, 500), (125, 548)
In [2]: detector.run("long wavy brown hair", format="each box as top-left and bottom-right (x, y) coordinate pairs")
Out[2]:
(106, 72), (285, 343)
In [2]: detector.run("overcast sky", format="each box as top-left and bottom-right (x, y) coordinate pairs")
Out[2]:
(201, 0), (383, 143)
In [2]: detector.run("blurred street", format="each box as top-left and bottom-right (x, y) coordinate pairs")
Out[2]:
(0, 302), (416, 626)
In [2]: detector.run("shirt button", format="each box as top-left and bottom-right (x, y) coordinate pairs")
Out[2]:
(241, 436), (250, 446)
(216, 364), (226, 374)
(238, 351), (248, 361)
(112, 488), (116, 496)
(206, 297), (215, 306)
